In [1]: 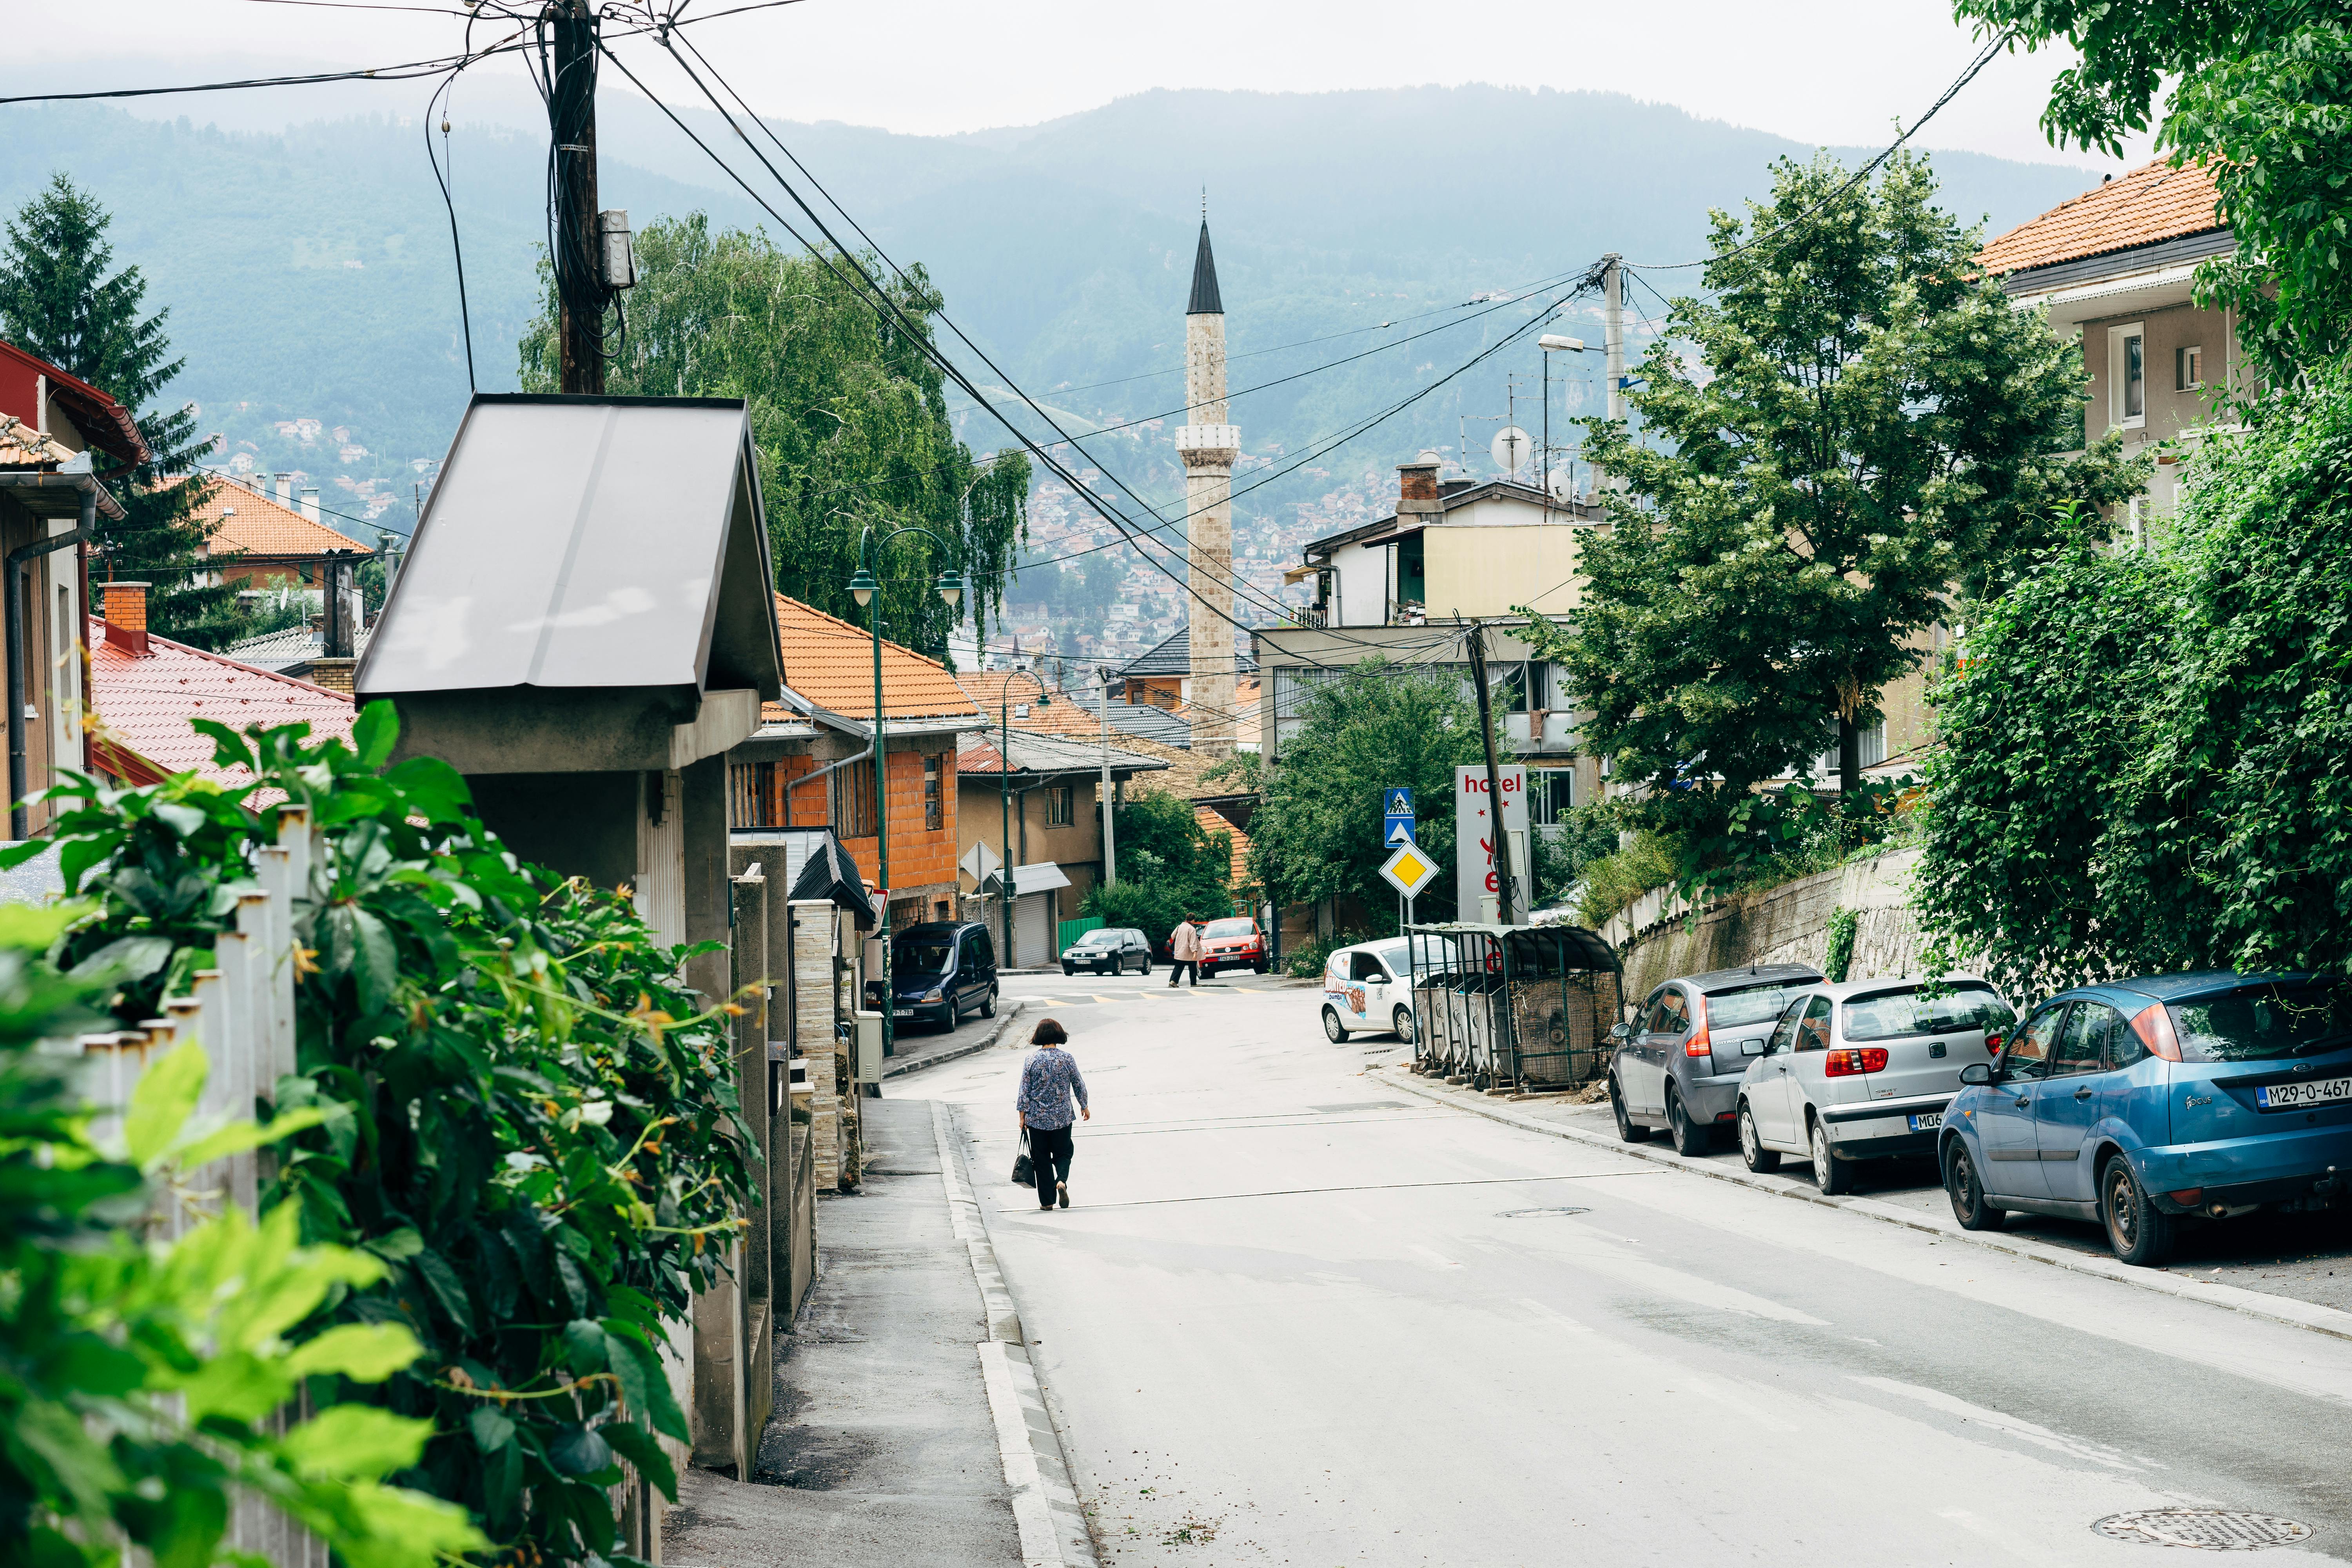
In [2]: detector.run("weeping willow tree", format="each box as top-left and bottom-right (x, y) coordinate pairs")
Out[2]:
(519, 214), (1028, 661)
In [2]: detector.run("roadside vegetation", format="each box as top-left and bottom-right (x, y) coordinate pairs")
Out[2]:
(1082, 788), (1236, 939)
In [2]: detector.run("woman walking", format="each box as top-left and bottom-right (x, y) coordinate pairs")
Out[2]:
(1016, 1018), (1089, 1210)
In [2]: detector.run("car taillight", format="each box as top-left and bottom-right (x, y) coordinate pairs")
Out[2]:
(1985, 1033), (2005, 1055)
(1685, 1027), (1714, 1057)
(2131, 1005), (2183, 1062)
(1824, 1047), (1889, 1076)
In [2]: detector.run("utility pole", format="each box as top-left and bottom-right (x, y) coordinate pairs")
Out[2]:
(1465, 620), (1518, 926)
(1098, 670), (1118, 887)
(1602, 252), (1626, 426)
(550, 0), (604, 394)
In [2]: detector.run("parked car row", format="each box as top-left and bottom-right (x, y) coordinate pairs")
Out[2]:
(1604, 961), (2352, 1267)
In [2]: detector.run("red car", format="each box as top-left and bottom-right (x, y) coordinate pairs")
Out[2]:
(1196, 916), (1268, 977)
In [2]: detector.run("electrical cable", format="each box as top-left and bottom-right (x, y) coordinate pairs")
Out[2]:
(424, 58), (478, 392)
(1623, 30), (2013, 272)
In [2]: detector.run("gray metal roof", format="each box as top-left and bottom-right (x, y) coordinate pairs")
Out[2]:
(1118, 626), (1258, 680)
(357, 396), (783, 702)
(223, 623), (375, 674)
(1068, 686), (1196, 748)
(958, 727), (1171, 779)
(1186, 221), (1223, 316)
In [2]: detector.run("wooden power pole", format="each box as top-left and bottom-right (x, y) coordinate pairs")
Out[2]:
(550, 0), (604, 394)
(1465, 619), (1519, 925)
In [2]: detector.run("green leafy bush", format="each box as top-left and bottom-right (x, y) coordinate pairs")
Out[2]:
(1083, 790), (1234, 944)
(1918, 366), (2352, 990)
(1571, 833), (1680, 929)
(0, 905), (483, 1568)
(9, 704), (754, 1564)
(1282, 929), (1376, 981)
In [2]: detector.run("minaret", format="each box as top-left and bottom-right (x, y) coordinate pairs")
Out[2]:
(1176, 211), (1239, 757)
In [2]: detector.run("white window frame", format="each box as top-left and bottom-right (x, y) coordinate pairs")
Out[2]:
(2107, 322), (2147, 432)
(2176, 343), (2204, 392)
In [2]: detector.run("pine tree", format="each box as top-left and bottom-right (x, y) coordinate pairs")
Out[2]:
(0, 176), (243, 648)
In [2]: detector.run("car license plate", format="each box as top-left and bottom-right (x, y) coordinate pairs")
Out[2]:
(2256, 1075), (2352, 1109)
(1907, 1111), (1944, 1132)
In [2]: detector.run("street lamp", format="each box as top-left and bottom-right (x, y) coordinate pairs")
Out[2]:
(846, 522), (964, 1066)
(1539, 331), (1593, 515)
(994, 669), (1051, 971)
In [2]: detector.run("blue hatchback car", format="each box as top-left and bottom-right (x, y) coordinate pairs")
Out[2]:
(1939, 973), (2352, 1266)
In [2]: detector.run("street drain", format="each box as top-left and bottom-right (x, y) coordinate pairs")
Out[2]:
(1497, 1205), (1590, 1219)
(2092, 1509), (2313, 1550)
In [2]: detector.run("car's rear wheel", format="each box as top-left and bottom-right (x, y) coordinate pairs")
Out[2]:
(1392, 1006), (1416, 1044)
(1321, 1006), (1347, 1043)
(1809, 1118), (1854, 1195)
(1942, 1138), (2004, 1231)
(2101, 1154), (2176, 1267)
(980, 986), (996, 1020)
(1609, 1078), (1650, 1143)
(1139, 958), (1151, 976)
(1737, 1102), (1779, 1172)
(1666, 1089), (1711, 1157)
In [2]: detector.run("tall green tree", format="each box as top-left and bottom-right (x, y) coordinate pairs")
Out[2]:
(519, 214), (1028, 661)
(1523, 152), (2143, 854)
(1955, 0), (2352, 376)
(0, 176), (243, 647)
(1248, 658), (1494, 931)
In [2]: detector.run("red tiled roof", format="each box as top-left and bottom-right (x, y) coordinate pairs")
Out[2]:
(180, 475), (372, 559)
(770, 592), (980, 723)
(88, 617), (355, 785)
(1976, 158), (2223, 277)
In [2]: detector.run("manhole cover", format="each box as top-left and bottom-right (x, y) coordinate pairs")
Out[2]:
(1497, 1205), (1590, 1219)
(2092, 1509), (2313, 1550)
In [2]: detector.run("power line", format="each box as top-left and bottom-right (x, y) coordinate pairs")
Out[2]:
(1623, 30), (2013, 273)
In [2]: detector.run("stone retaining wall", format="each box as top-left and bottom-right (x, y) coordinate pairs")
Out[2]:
(1607, 848), (1926, 1004)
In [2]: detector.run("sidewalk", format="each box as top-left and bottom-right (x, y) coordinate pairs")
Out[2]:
(882, 999), (1031, 1080)
(662, 1095), (1093, 1567)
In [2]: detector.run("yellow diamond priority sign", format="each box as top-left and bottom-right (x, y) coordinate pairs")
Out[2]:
(1379, 842), (1440, 899)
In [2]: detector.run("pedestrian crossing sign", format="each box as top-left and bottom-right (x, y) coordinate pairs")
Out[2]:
(1379, 842), (1440, 898)
(1386, 788), (1413, 816)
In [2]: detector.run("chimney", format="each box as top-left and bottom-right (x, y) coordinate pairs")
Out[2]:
(307, 657), (356, 695)
(1397, 454), (1443, 515)
(301, 487), (321, 525)
(101, 582), (151, 656)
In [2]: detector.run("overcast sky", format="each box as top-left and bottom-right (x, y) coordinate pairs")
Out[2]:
(31, 0), (2147, 169)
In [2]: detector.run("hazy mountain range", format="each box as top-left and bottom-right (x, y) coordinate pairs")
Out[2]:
(0, 69), (2102, 549)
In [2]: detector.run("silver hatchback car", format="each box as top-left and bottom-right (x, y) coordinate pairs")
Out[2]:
(1736, 975), (2018, 1194)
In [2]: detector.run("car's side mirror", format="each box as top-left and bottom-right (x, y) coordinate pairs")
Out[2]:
(1741, 1038), (1766, 1056)
(1609, 1022), (1631, 1042)
(1958, 1062), (1993, 1086)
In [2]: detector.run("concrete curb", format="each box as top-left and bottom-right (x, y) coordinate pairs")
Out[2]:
(931, 1102), (1100, 1568)
(1377, 1065), (2352, 1346)
(884, 999), (1033, 1081)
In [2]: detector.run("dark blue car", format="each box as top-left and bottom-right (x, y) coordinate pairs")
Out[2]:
(1938, 973), (2352, 1265)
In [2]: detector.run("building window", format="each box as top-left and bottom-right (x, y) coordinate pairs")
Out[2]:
(924, 755), (943, 831)
(1048, 784), (1076, 826)
(2176, 343), (2203, 391)
(834, 766), (876, 839)
(728, 761), (776, 828)
(2109, 323), (2145, 428)
(1530, 767), (1577, 827)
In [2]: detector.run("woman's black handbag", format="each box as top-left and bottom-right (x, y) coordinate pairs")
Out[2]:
(1012, 1128), (1034, 1186)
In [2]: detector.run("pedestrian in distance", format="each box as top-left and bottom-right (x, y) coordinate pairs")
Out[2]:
(1167, 914), (1201, 988)
(1016, 1018), (1089, 1210)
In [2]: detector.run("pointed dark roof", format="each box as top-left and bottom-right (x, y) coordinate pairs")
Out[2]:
(1186, 221), (1223, 316)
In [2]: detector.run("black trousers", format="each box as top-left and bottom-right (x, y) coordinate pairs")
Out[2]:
(1167, 960), (1198, 987)
(1029, 1124), (1075, 1207)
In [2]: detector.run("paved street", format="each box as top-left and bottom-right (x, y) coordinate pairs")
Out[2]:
(899, 969), (2352, 1565)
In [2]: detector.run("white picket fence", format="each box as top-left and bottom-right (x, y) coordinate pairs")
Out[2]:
(75, 804), (323, 1567)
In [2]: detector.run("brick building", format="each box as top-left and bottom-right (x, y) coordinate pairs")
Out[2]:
(728, 593), (987, 929)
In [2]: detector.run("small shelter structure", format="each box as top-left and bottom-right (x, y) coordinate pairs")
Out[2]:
(1406, 921), (1623, 1092)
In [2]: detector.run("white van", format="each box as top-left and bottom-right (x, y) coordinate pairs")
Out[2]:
(1321, 937), (1423, 1042)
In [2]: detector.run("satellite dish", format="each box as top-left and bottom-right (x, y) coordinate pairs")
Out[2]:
(1545, 466), (1573, 500)
(1490, 425), (1533, 475)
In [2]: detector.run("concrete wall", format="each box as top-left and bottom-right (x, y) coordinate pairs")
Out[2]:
(1606, 848), (1926, 1008)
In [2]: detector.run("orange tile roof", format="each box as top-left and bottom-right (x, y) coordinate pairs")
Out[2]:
(771, 592), (982, 722)
(1194, 804), (1254, 892)
(1976, 158), (2223, 277)
(87, 616), (356, 786)
(181, 475), (372, 559)
(0, 413), (74, 466)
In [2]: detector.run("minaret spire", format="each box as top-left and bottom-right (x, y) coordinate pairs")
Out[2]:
(1175, 204), (1238, 756)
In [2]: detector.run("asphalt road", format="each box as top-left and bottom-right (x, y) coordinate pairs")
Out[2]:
(906, 968), (2352, 1566)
